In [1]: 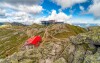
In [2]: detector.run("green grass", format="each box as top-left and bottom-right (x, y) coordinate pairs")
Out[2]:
(54, 32), (76, 38)
(0, 24), (87, 58)
(48, 24), (87, 39)
(0, 28), (28, 58)
(0, 29), (14, 36)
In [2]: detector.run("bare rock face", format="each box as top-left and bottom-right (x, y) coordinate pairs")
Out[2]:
(0, 39), (75, 63)
(53, 57), (66, 63)
(83, 48), (100, 63)
(0, 25), (100, 63)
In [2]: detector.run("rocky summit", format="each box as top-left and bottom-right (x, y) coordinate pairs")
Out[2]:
(0, 23), (86, 59)
(0, 24), (100, 63)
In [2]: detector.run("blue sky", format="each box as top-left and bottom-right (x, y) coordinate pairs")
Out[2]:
(0, 0), (100, 25)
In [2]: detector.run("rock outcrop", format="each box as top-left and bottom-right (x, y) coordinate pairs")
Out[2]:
(0, 24), (86, 58)
(0, 25), (100, 63)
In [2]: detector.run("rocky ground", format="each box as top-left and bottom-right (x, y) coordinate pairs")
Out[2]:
(0, 24), (100, 63)
(0, 24), (86, 58)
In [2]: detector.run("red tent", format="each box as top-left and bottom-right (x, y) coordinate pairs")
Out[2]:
(26, 36), (42, 47)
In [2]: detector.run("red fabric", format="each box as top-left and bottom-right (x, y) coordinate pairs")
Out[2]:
(26, 36), (42, 46)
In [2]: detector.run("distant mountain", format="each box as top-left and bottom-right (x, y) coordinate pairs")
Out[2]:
(0, 22), (26, 26)
(10, 22), (26, 26)
(73, 23), (100, 28)
(0, 23), (4, 26)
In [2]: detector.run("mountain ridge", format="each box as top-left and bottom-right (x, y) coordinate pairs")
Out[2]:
(0, 24), (86, 59)
(0, 26), (100, 63)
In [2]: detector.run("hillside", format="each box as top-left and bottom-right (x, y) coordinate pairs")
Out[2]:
(0, 24), (86, 59)
(0, 26), (100, 63)
(0, 26), (28, 58)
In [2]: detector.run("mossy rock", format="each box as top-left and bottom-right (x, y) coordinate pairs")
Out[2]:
(53, 57), (66, 63)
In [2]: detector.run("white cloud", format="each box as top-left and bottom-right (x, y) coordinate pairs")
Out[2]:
(69, 17), (100, 24)
(1, 3), (43, 14)
(0, 0), (44, 24)
(52, 0), (87, 9)
(47, 10), (72, 21)
(11, 12), (34, 22)
(0, 0), (44, 14)
(88, 0), (100, 17)
(1, 0), (43, 5)
(0, 9), (6, 16)
(17, 5), (43, 14)
(93, 0), (100, 3)
(0, 11), (35, 25)
(6, 12), (28, 17)
(80, 6), (84, 11)
(34, 10), (72, 23)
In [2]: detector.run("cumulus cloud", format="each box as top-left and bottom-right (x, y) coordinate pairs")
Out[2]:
(88, 0), (100, 17)
(0, 9), (6, 18)
(17, 5), (43, 14)
(12, 12), (34, 20)
(69, 17), (100, 24)
(80, 6), (84, 11)
(6, 12), (27, 17)
(0, 0), (44, 14)
(0, 0), (43, 5)
(0, 0), (44, 23)
(47, 10), (72, 21)
(0, 11), (35, 24)
(0, 3), (43, 14)
(34, 10), (72, 23)
(52, 0), (87, 9)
